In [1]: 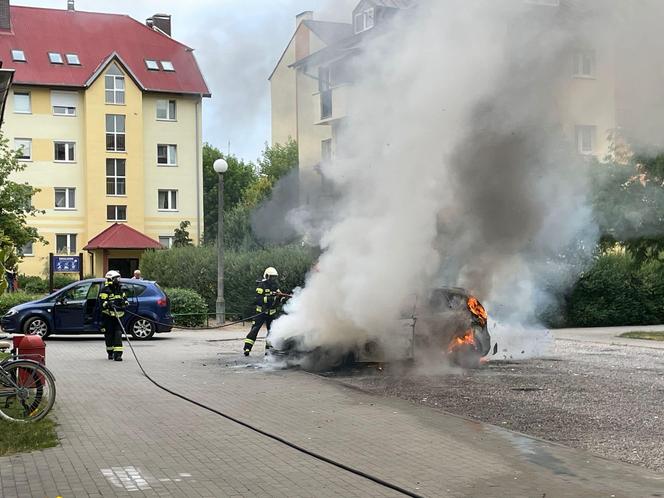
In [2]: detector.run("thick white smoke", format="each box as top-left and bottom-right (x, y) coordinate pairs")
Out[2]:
(269, 0), (619, 357)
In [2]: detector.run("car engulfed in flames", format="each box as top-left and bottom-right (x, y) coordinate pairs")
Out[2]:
(268, 287), (494, 371)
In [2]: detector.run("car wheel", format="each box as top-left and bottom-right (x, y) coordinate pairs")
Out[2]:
(23, 316), (51, 338)
(129, 317), (155, 340)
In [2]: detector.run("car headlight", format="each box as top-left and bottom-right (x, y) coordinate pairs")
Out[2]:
(4, 309), (18, 317)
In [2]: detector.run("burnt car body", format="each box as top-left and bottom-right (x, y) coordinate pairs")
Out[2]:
(269, 287), (492, 370)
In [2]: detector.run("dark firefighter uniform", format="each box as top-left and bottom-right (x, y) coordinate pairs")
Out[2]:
(243, 278), (284, 355)
(98, 279), (128, 361)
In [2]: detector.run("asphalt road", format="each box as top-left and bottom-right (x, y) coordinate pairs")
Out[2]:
(329, 331), (664, 472)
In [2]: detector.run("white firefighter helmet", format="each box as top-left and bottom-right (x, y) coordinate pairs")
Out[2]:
(263, 267), (278, 279)
(105, 270), (121, 280)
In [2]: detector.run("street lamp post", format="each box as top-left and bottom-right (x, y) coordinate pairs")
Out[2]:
(213, 158), (229, 323)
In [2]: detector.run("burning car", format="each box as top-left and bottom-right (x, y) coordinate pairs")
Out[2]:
(269, 287), (494, 371)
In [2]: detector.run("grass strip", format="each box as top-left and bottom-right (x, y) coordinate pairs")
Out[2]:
(0, 416), (58, 456)
(619, 331), (664, 342)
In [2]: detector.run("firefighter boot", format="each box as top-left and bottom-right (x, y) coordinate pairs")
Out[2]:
(108, 351), (114, 360)
(243, 338), (254, 356)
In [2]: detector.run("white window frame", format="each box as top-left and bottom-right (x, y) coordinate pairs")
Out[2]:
(145, 59), (159, 70)
(160, 61), (175, 72)
(106, 114), (126, 152)
(54, 187), (76, 210)
(20, 242), (34, 257)
(48, 52), (64, 64)
(65, 53), (80, 65)
(106, 159), (126, 196)
(14, 92), (31, 114)
(15, 138), (32, 161)
(55, 233), (77, 255)
(106, 205), (127, 222)
(159, 236), (174, 248)
(54, 141), (76, 162)
(576, 125), (596, 155)
(11, 49), (26, 62)
(354, 7), (374, 34)
(158, 190), (178, 211)
(573, 50), (596, 79)
(321, 139), (332, 164)
(51, 90), (78, 116)
(105, 74), (125, 105)
(156, 99), (176, 121)
(157, 144), (177, 166)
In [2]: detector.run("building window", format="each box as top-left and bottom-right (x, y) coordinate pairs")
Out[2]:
(354, 7), (374, 34)
(11, 49), (26, 62)
(54, 187), (76, 210)
(55, 234), (77, 254)
(65, 53), (80, 65)
(14, 138), (32, 160)
(159, 236), (174, 248)
(20, 242), (33, 257)
(576, 125), (596, 155)
(145, 59), (159, 70)
(48, 52), (64, 64)
(105, 64), (125, 105)
(106, 159), (126, 196)
(156, 99), (176, 120)
(106, 115), (126, 152)
(160, 61), (175, 71)
(51, 91), (77, 116)
(321, 139), (332, 164)
(573, 50), (596, 78)
(158, 190), (178, 211)
(107, 205), (127, 222)
(320, 90), (332, 120)
(157, 144), (177, 166)
(54, 141), (76, 162)
(14, 92), (31, 113)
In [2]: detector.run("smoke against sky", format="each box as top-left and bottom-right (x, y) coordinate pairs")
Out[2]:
(16, 0), (354, 161)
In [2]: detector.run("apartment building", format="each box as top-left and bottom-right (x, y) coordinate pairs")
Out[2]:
(1, 1), (210, 277)
(270, 0), (634, 197)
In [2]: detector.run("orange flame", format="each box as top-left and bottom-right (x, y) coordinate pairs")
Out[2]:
(447, 329), (475, 353)
(467, 296), (487, 325)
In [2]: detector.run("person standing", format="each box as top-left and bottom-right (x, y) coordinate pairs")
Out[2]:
(132, 270), (142, 280)
(243, 267), (285, 356)
(98, 270), (128, 361)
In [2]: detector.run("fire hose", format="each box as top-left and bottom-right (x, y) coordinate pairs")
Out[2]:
(111, 305), (424, 498)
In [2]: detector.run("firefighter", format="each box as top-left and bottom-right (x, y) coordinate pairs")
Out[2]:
(243, 267), (285, 356)
(98, 270), (128, 361)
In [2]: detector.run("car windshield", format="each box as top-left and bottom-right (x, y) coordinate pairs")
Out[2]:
(62, 282), (92, 302)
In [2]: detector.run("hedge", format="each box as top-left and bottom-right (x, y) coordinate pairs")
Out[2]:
(16, 274), (78, 293)
(140, 245), (315, 318)
(566, 252), (664, 327)
(163, 288), (208, 327)
(0, 292), (43, 317)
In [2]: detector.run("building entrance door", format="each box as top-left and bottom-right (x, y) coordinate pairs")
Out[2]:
(108, 258), (139, 278)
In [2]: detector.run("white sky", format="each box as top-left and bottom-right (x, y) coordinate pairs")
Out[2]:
(14, 0), (356, 161)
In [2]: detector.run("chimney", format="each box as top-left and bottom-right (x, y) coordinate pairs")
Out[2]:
(147, 13), (171, 36)
(0, 0), (10, 31)
(67, 0), (74, 11)
(296, 10), (313, 27)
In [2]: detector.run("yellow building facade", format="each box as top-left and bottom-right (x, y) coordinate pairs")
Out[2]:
(1, 4), (210, 278)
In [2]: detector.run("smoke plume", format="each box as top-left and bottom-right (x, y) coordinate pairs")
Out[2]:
(268, 0), (657, 359)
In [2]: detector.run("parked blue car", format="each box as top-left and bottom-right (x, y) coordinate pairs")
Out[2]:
(0, 278), (173, 340)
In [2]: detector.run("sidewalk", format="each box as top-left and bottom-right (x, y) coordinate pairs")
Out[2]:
(0, 329), (662, 497)
(553, 324), (664, 349)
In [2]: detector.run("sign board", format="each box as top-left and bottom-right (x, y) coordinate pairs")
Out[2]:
(53, 256), (81, 273)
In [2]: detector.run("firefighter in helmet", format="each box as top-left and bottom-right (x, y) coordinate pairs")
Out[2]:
(98, 270), (128, 361)
(243, 267), (286, 356)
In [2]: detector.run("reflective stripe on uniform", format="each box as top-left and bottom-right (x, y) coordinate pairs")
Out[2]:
(244, 339), (255, 345)
(256, 306), (263, 312)
(256, 288), (264, 294)
(268, 309), (277, 315)
(113, 346), (123, 351)
(106, 346), (114, 351)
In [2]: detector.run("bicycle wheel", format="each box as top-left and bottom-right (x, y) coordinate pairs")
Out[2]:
(0, 360), (56, 422)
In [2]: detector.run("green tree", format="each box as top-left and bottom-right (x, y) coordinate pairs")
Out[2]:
(257, 138), (298, 183)
(202, 143), (258, 244)
(0, 133), (44, 250)
(173, 221), (193, 247)
(0, 231), (18, 296)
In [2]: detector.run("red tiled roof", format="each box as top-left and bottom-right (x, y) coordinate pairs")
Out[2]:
(0, 6), (210, 96)
(83, 223), (162, 250)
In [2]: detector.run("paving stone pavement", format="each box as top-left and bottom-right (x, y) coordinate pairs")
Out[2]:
(1, 327), (663, 497)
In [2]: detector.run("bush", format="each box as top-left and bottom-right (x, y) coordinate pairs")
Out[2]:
(566, 252), (664, 327)
(163, 288), (208, 327)
(0, 292), (43, 316)
(17, 275), (48, 294)
(140, 244), (315, 318)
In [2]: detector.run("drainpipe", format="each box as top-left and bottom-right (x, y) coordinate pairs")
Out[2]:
(195, 98), (202, 243)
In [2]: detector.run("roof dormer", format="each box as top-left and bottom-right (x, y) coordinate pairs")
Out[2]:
(352, 0), (415, 35)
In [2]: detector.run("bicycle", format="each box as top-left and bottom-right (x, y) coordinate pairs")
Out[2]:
(0, 346), (56, 423)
